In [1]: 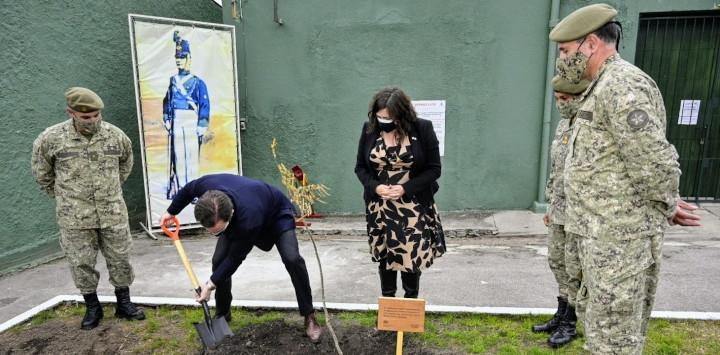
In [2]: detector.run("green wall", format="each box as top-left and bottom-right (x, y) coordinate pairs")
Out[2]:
(223, 0), (717, 215)
(223, 0), (552, 214)
(2, 0), (716, 272)
(0, 1), (222, 273)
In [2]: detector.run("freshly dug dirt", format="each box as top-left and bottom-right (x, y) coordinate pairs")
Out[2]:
(208, 319), (451, 355)
(0, 317), (142, 354)
(0, 308), (454, 355)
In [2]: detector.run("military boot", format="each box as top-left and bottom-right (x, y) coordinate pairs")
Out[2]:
(548, 304), (577, 348)
(81, 292), (104, 330)
(114, 287), (146, 320)
(401, 272), (421, 298)
(532, 296), (567, 333)
(379, 267), (397, 297)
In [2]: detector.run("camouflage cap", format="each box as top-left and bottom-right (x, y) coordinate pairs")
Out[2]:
(65, 87), (104, 113)
(549, 3), (618, 42)
(552, 75), (591, 95)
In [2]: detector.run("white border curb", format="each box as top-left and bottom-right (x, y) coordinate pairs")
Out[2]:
(2, 295), (720, 333)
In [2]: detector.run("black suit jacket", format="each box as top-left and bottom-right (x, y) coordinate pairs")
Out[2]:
(354, 118), (441, 206)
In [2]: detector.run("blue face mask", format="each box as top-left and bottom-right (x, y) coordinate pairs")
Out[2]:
(377, 117), (396, 133)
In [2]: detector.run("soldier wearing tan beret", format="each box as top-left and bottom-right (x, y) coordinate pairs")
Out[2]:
(550, 4), (701, 354)
(31, 87), (146, 330)
(533, 76), (589, 348)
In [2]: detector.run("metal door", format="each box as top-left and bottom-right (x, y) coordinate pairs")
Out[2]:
(635, 12), (720, 201)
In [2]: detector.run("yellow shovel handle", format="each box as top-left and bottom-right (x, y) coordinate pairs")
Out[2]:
(173, 239), (201, 289)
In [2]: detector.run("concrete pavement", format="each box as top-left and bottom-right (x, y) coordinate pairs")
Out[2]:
(1, 206), (719, 325)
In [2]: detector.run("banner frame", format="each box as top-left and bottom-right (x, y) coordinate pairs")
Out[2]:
(128, 14), (243, 232)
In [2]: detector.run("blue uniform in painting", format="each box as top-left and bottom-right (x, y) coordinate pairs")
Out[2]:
(163, 31), (210, 200)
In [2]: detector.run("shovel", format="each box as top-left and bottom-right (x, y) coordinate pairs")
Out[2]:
(161, 216), (233, 349)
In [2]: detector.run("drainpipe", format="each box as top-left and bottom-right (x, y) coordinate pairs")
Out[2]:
(533, 0), (561, 213)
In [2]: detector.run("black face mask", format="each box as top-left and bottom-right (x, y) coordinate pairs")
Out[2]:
(377, 118), (396, 133)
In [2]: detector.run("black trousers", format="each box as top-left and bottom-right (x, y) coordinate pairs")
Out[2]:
(378, 259), (421, 298)
(212, 229), (315, 316)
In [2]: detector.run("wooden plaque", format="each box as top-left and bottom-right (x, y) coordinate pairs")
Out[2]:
(377, 297), (426, 332)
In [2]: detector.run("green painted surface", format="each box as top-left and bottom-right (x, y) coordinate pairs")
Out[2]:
(224, 0), (717, 215)
(2, 0), (716, 271)
(224, 0), (553, 213)
(0, 1), (221, 273)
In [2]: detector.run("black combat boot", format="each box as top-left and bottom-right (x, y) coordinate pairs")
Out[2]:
(548, 304), (577, 348)
(81, 292), (104, 330)
(214, 279), (233, 322)
(532, 296), (567, 333)
(379, 266), (397, 297)
(401, 272), (421, 298)
(114, 287), (146, 320)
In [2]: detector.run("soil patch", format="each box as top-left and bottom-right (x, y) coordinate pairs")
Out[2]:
(0, 305), (452, 355)
(208, 319), (450, 355)
(0, 316), (142, 354)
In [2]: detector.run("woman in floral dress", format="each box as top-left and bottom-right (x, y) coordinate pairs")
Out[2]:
(355, 87), (445, 298)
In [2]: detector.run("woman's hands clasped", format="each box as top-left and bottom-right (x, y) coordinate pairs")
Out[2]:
(375, 184), (405, 200)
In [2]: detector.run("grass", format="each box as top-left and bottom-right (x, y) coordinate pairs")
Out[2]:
(320, 311), (720, 354)
(418, 313), (588, 354)
(6, 304), (720, 354)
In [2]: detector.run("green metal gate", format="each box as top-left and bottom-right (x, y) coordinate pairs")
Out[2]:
(635, 11), (720, 201)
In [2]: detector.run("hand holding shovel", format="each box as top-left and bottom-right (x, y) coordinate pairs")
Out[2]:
(161, 216), (233, 349)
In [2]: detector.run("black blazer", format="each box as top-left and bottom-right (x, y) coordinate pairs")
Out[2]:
(354, 118), (441, 206)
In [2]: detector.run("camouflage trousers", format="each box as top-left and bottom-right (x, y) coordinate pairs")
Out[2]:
(577, 233), (662, 355)
(59, 224), (135, 294)
(547, 225), (582, 309)
(565, 232), (582, 315)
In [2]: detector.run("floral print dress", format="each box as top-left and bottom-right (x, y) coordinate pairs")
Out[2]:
(366, 136), (445, 273)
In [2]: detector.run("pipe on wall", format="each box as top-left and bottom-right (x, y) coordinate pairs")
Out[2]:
(533, 0), (561, 212)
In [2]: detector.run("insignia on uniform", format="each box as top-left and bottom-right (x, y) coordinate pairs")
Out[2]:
(627, 109), (649, 129)
(56, 151), (79, 158)
(104, 144), (121, 156)
(577, 110), (593, 121)
(562, 134), (569, 145)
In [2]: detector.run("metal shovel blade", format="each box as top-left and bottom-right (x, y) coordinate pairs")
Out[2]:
(193, 316), (233, 349)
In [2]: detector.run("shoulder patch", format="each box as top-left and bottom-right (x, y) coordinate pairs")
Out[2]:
(627, 109), (649, 129)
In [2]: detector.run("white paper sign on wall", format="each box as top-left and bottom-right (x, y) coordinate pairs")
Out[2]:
(678, 99), (701, 125)
(412, 100), (446, 156)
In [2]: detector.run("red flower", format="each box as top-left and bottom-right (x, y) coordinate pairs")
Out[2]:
(291, 165), (304, 183)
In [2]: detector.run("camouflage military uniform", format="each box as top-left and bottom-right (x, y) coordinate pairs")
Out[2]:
(545, 117), (574, 301)
(564, 230), (582, 317)
(32, 119), (135, 294)
(564, 54), (680, 354)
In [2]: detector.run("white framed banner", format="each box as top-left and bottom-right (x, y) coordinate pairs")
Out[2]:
(129, 14), (242, 229)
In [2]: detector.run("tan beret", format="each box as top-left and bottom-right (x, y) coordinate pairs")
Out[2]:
(65, 87), (104, 113)
(552, 75), (591, 95)
(549, 3), (618, 42)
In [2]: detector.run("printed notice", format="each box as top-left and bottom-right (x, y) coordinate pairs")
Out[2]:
(678, 100), (701, 125)
(412, 100), (446, 156)
(377, 296), (426, 332)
